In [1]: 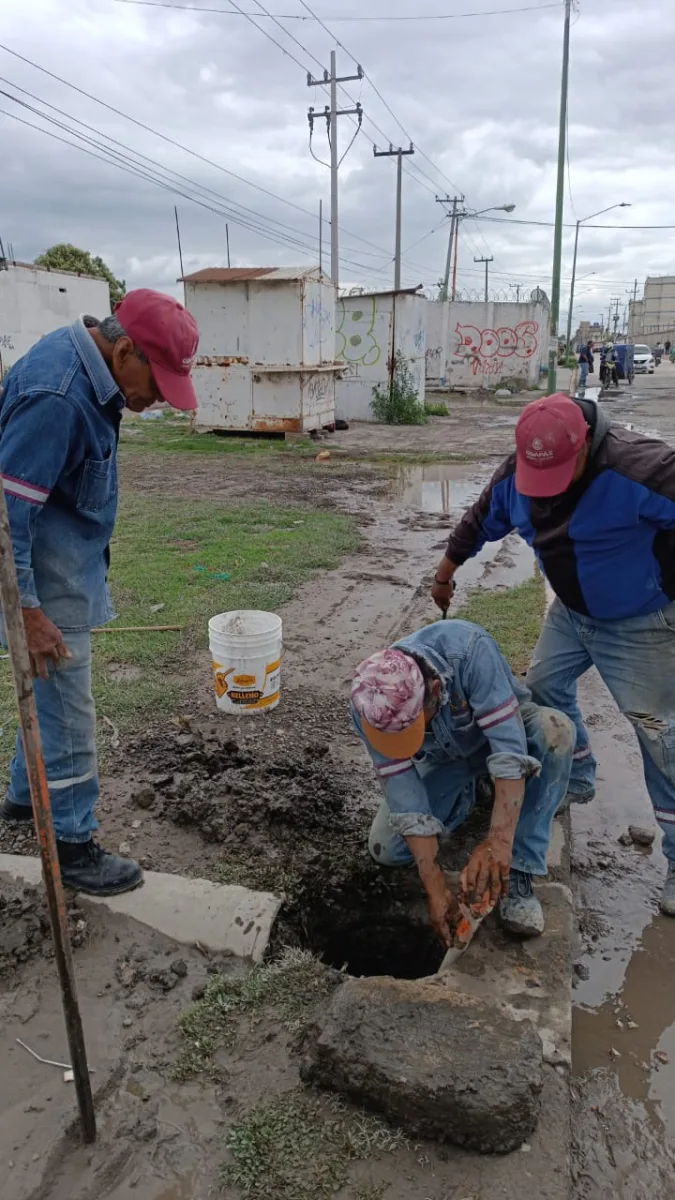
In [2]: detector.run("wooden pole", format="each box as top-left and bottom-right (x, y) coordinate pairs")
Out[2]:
(0, 479), (96, 1143)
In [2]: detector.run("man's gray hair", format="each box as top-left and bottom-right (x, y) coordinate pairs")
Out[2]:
(85, 313), (148, 363)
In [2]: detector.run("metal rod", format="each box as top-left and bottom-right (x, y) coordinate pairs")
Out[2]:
(319, 199), (323, 276)
(226, 223), (231, 269)
(91, 625), (183, 633)
(174, 205), (184, 280)
(0, 479), (96, 1143)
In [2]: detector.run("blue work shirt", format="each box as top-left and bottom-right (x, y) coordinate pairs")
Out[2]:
(0, 318), (123, 632)
(352, 620), (540, 840)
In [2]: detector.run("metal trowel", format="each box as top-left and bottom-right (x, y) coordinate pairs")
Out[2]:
(436, 892), (496, 975)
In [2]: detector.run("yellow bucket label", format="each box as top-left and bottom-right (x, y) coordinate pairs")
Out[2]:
(212, 657), (280, 709)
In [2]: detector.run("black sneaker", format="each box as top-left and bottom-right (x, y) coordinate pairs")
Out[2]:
(0, 798), (34, 823)
(57, 840), (143, 896)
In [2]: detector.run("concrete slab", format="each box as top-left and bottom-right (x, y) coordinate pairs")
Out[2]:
(0, 854), (282, 962)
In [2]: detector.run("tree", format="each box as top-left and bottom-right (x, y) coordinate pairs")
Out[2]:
(34, 244), (126, 307)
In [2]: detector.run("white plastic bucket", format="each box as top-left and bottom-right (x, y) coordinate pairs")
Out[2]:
(208, 610), (282, 715)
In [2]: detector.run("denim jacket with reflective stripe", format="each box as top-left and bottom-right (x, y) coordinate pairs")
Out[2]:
(352, 620), (540, 839)
(0, 319), (123, 632)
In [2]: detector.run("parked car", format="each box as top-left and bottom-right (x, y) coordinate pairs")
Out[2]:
(633, 344), (656, 374)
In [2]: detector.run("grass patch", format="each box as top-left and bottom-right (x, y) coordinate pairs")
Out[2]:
(224, 1089), (404, 1200)
(120, 414), (314, 456)
(174, 949), (338, 1081)
(0, 494), (359, 767)
(424, 401), (449, 417)
(453, 573), (546, 675)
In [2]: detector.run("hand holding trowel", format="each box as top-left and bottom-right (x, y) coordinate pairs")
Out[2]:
(433, 835), (511, 976)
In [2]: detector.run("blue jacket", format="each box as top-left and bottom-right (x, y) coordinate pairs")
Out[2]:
(0, 319), (123, 632)
(352, 620), (539, 839)
(446, 401), (675, 620)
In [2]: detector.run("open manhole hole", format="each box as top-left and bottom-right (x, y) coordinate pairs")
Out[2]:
(286, 865), (445, 980)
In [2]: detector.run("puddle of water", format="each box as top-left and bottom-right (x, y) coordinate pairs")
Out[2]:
(571, 672), (675, 1184)
(393, 464), (483, 515)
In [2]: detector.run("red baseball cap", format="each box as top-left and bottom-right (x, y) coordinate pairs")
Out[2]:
(515, 394), (589, 497)
(114, 289), (199, 411)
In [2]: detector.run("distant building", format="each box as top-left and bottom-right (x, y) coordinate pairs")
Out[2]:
(629, 276), (675, 344)
(574, 321), (604, 347)
(0, 260), (110, 376)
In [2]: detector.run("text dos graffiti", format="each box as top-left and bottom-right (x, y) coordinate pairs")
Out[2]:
(454, 321), (539, 375)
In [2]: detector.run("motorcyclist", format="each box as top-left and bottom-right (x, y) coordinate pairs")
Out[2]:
(600, 342), (618, 388)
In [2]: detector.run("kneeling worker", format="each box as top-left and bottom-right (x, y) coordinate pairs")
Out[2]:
(351, 619), (574, 945)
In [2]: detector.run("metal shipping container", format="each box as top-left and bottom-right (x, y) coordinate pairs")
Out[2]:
(182, 266), (340, 433)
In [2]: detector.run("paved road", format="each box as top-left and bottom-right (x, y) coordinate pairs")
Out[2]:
(571, 358), (675, 1198)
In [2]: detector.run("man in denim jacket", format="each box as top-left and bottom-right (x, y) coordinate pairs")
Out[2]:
(351, 621), (574, 943)
(0, 290), (199, 894)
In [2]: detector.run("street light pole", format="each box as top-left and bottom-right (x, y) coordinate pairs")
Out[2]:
(547, 0), (571, 395)
(565, 203), (631, 357)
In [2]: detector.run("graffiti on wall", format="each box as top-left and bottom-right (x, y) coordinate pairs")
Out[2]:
(306, 373), (330, 405)
(0, 335), (15, 350)
(452, 321), (539, 376)
(303, 295), (332, 351)
(336, 296), (381, 367)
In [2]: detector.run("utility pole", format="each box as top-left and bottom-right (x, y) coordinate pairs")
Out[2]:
(373, 143), (414, 290)
(436, 195), (464, 301)
(307, 52), (363, 288)
(319, 200), (323, 277)
(474, 256), (494, 303)
(629, 277), (638, 339)
(511, 282), (524, 303)
(547, 0), (572, 394)
(610, 295), (621, 340)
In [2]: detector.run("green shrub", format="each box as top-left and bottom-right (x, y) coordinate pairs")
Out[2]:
(424, 401), (449, 416)
(371, 352), (428, 425)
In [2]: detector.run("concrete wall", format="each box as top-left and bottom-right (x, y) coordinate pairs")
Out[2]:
(0, 265), (110, 374)
(185, 275), (338, 433)
(335, 291), (426, 422)
(425, 300), (550, 390)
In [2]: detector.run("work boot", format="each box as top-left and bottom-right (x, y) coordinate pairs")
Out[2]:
(660, 863), (675, 917)
(499, 869), (545, 938)
(0, 798), (34, 822)
(556, 787), (596, 815)
(57, 840), (143, 897)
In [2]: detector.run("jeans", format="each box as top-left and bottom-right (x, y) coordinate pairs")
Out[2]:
(368, 702), (574, 874)
(579, 362), (589, 387)
(8, 631), (98, 843)
(526, 598), (675, 863)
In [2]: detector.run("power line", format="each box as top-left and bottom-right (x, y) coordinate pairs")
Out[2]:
(0, 94), (401, 281)
(114, 0), (563, 20)
(0, 43), (410, 267)
(469, 214), (675, 230)
(298, 0), (466, 200)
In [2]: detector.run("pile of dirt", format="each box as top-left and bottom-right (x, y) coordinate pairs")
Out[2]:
(126, 725), (371, 861)
(0, 881), (90, 978)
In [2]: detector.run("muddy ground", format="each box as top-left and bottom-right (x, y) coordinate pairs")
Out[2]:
(2, 370), (675, 1197)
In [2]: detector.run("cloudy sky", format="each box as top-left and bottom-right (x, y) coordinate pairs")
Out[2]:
(2, 0), (674, 330)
